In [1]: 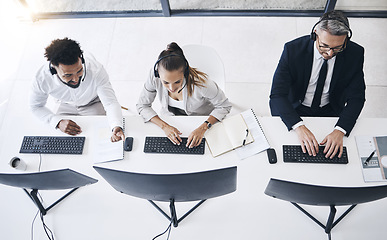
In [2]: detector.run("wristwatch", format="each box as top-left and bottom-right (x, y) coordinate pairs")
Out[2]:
(204, 120), (212, 129)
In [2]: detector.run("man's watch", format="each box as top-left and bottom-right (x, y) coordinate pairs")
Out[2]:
(204, 120), (212, 129)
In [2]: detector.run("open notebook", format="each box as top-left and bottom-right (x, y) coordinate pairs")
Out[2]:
(205, 112), (254, 157)
(92, 118), (125, 164)
(235, 109), (270, 159)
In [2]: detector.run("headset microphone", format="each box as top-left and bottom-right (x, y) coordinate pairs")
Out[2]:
(178, 81), (187, 93)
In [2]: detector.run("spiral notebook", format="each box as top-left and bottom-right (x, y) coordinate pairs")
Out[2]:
(205, 112), (254, 157)
(235, 109), (270, 159)
(93, 117), (125, 164)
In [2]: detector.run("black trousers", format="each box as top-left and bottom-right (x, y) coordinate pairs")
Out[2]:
(296, 103), (338, 117)
(168, 105), (188, 116)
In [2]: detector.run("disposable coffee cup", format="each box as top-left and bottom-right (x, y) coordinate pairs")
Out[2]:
(9, 157), (27, 171)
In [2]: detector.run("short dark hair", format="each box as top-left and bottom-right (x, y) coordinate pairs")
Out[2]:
(44, 38), (83, 66)
(317, 10), (350, 37)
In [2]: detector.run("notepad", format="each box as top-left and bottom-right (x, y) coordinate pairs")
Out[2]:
(235, 109), (270, 159)
(92, 118), (125, 164)
(355, 135), (387, 182)
(205, 113), (254, 157)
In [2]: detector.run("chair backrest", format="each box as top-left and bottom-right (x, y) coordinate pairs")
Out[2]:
(182, 44), (226, 92)
(94, 166), (237, 202)
(0, 169), (98, 190)
(265, 178), (387, 206)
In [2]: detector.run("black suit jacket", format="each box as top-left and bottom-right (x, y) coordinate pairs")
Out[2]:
(269, 35), (365, 136)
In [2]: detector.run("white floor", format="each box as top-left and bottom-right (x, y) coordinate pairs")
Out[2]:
(0, 7), (386, 129)
(1, 3), (387, 144)
(1, 12), (387, 134)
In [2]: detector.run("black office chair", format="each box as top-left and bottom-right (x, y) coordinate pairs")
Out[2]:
(0, 169), (97, 239)
(0, 169), (98, 216)
(264, 178), (387, 240)
(94, 166), (237, 228)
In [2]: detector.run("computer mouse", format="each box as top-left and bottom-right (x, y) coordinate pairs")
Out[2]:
(124, 137), (133, 151)
(267, 148), (277, 164)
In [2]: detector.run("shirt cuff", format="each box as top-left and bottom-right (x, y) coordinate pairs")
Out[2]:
(50, 115), (63, 129)
(334, 126), (347, 135)
(292, 121), (304, 130)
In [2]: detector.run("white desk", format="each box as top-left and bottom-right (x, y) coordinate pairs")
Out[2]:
(0, 114), (387, 240)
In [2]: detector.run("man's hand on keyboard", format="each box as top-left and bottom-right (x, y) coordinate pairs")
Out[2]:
(57, 119), (82, 136)
(295, 125), (319, 156)
(162, 124), (182, 145)
(320, 129), (344, 159)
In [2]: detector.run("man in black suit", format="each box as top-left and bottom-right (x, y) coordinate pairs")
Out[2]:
(270, 10), (365, 158)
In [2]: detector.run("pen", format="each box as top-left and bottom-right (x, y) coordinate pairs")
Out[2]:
(242, 129), (249, 146)
(364, 150), (376, 166)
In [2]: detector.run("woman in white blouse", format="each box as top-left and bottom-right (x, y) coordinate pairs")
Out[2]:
(136, 42), (231, 148)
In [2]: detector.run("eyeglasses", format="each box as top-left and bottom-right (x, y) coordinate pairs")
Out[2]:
(316, 34), (345, 53)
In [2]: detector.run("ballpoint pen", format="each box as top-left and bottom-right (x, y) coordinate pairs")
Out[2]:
(242, 129), (249, 146)
(364, 150), (376, 166)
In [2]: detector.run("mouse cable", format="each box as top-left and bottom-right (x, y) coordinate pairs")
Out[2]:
(40, 212), (55, 240)
(152, 218), (173, 240)
(30, 209), (39, 240)
(38, 153), (42, 172)
(31, 153), (44, 240)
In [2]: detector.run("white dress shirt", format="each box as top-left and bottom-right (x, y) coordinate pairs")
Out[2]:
(302, 45), (336, 108)
(30, 52), (123, 130)
(292, 45), (346, 135)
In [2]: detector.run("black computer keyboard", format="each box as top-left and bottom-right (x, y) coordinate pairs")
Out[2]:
(144, 136), (205, 155)
(20, 136), (85, 154)
(283, 145), (348, 164)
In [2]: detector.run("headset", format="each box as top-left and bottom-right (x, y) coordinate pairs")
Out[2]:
(49, 54), (87, 88)
(153, 54), (190, 80)
(49, 54), (86, 76)
(310, 14), (352, 42)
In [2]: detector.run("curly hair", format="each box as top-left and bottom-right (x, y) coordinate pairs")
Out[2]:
(44, 38), (83, 66)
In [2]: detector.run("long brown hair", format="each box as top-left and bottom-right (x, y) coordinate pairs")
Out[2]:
(157, 42), (207, 96)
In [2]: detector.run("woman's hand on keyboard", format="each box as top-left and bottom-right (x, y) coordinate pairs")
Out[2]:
(187, 125), (206, 148)
(162, 125), (182, 145)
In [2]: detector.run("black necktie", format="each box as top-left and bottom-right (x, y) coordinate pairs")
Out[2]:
(311, 59), (328, 111)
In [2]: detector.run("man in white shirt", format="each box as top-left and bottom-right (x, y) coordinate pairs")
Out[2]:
(30, 38), (124, 142)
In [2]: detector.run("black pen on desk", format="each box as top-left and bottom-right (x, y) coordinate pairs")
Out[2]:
(242, 129), (249, 146)
(364, 150), (376, 166)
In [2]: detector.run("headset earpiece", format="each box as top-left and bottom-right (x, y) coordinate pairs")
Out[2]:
(310, 21), (320, 41)
(49, 62), (57, 75)
(184, 65), (190, 81)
